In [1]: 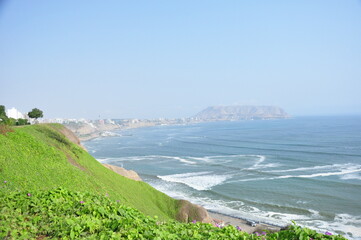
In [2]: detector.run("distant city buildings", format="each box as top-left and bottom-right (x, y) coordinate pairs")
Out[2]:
(6, 107), (25, 120)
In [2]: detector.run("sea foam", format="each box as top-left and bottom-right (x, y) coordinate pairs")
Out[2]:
(265, 163), (358, 173)
(162, 156), (197, 165)
(158, 171), (232, 191)
(340, 173), (361, 181)
(277, 167), (361, 179)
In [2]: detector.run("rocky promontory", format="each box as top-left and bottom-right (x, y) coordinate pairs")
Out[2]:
(194, 105), (289, 121)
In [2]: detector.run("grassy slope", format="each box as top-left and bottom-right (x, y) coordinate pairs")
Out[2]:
(0, 124), (178, 220)
(2, 189), (346, 240)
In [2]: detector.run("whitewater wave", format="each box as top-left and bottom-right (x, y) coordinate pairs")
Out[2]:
(158, 172), (232, 191)
(147, 177), (321, 227)
(147, 178), (288, 226)
(95, 155), (198, 165)
(333, 214), (361, 239)
(340, 173), (361, 181)
(149, 176), (361, 239)
(265, 163), (358, 173)
(237, 169), (361, 182)
(298, 213), (361, 240)
(277, 168), (361, 179)
(187, 154), (274, 170)
(246, 155), (266, 169)
(163, 156), (197, 165)
(96, 154), (279, 170)
(96, 158), (112, 163)
(235, 163), (361, 182)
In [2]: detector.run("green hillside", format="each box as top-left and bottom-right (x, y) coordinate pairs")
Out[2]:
(0, 124), (348, 239)
(0, 124), (178, 220)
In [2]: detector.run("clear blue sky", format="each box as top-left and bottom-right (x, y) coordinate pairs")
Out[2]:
(1, 0), (360, 119)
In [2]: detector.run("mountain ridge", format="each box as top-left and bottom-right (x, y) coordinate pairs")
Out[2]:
(194, 105), (289, 121)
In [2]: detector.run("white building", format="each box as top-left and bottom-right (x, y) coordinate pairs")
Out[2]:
(6, 107), (24, 119)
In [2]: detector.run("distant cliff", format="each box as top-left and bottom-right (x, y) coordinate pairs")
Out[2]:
(194, 105), (289, 121)
(63, 120), (121, 141)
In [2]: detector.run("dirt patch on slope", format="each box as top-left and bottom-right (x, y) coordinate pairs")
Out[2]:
(66, 153), (87, 172)
(56, 126), (86, 151)
(0, 125), (14, 135)
(46, 125), (88, 172)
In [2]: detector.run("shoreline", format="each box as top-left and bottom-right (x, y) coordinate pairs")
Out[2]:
(73, 117), (291, 142)
(78, 119), (360, 239)
(100, 161), (285, 233)
(79, 126), (289, 234)
(208, 210), (284, 234)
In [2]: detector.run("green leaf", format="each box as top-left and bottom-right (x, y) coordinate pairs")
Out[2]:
(70, 229), (75, 239)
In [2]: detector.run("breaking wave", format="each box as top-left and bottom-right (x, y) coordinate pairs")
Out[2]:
(265, 163), (359, 173)
(277, 167), (361, 179)
(158, 172), (232, 191)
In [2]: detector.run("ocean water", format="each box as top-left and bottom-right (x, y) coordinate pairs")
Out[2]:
(84, 116), (361, 239)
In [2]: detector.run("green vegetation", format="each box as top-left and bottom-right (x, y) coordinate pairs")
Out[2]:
(0, 124), (178, 220)
(0, 124), (349, 239)
(28, 107), (43, 121)
(0, 105), (10, 125)
(0, 105), (6, 122)
(0, 188), (347, 239)
(16, 118), (29, 125)
(0, 124), (14, 135)
(0, 117), (29, 126)
(0, 105), (30, 126)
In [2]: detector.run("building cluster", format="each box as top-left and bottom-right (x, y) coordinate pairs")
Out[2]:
(5, 107), (27, 120)
(4, 107), (200, 129)
(41, 118), (116, 125)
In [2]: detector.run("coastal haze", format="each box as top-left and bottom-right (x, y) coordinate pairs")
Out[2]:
(1, 1), (361, 118)
(40, 105), (289, 141)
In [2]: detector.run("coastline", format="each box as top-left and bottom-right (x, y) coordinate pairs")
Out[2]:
(67, 116), (291, 142)
(208, 211), (283, 234)
(95, 157), (286, 234)
(79, 125), (288, 233)
(77, 118), (361, 239)
(76, 123), (159, 142)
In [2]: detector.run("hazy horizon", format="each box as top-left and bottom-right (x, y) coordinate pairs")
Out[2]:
(1, 1), (361, 119)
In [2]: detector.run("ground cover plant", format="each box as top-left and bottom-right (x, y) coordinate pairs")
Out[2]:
(0, 188), (348, 239)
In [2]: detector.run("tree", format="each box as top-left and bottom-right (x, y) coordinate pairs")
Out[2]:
(0, 105), (5, 116)
(17, 118), (29, 125)
(28, 108), (43, 121)
(0, 105), (8, 124)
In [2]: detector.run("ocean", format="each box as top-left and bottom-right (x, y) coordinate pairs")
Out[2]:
(84, 116), (361, 239)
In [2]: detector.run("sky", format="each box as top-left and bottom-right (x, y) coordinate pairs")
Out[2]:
(1, 1), (361, 119)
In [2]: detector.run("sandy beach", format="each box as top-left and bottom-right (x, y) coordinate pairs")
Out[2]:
(208, 211), (283, 234)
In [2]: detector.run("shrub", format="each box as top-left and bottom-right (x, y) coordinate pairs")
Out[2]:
(0, 188), (349, 240)
(16, 118), (29, 125)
